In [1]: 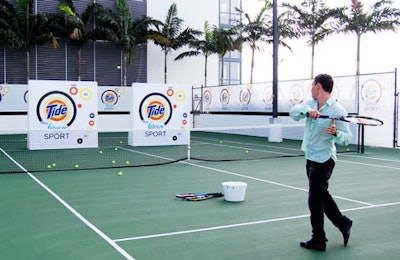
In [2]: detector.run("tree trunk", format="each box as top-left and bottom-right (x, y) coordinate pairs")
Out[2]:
(220, 55), (225, 86)
(124, 53), (128, 86)
(250, 47), (255, 84)
(356, 33), (361, 75)
(26, 51), (30, 81)
(311, 43), (315, 79)
(78, 48), (82, 81)
(164, 51), (168, 84)
(204, 55), (208, 87)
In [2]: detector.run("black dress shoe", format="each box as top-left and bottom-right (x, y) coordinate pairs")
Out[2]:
(340, 219), (353, 246)
(300, 239), (326, 251)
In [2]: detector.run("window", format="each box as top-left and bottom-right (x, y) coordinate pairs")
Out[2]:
(220, 0), (241, 26)
(219, 0), (242, 85)
(221, 60), (241, 85)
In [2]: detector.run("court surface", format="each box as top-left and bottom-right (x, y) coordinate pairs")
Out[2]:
(1, 145), (400, 259)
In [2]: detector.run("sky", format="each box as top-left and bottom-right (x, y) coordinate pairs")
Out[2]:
(242, 0), (400, 83)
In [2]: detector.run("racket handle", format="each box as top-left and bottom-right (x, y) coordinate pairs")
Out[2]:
(303, 112), (330, 119)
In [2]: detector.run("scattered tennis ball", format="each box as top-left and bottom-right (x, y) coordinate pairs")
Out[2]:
(75, 164), (79, 169)
(120, 140), (123, 144)
(219, 140), (223, 144)
(114, 147), (118, 151)
(346, 148), (350, 152)
(118, 171), (123, 176)
(126, 160), (130, 165)
(112, 160), (116, 164)
(245, 150), (249, 154)
(52, 163), (56, 167)
(47, 165), (51, 169)
(99, 150), (103, 154)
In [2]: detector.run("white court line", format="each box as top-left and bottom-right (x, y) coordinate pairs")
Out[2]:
(340, 159), (400, 171)
(340, 153), (400, 163)
(0, 148), (135, 260)
(181, 160), (375, 206)
(120, 146), (375, 207)
(114, 201), (400, 243)
(191, 139), (301, 156)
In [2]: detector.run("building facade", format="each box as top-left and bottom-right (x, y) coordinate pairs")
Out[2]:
(0, 0), (241, 87)
(1, 0), (146, 86)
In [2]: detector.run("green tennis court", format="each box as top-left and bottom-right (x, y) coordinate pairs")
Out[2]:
(1, 133), (399, 259)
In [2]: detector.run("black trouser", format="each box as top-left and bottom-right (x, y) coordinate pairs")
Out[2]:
(306, 158), (348, 241)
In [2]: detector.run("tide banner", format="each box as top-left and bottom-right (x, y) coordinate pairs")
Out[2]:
(358, 73), (394, 148)
(0, 84), (28, 112)
(28, 80), (98, 150)
(129, 83), (190, 146)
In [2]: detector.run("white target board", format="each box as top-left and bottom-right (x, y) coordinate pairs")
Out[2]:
(28, 80), (98, 150)
(129, 83), (190, 146)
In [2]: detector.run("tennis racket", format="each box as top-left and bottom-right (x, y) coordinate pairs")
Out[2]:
(176, 192), (224, 201)
(305, 113), (383, 126)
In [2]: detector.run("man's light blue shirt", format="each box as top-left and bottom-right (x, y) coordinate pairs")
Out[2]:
(290, 97), (352, 163)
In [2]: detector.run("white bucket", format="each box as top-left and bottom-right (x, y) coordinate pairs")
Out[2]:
(222, 181), (248, 202)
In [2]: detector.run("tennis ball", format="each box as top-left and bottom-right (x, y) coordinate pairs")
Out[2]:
(114, 147), (118, 151)
(47, 165), (51, 169)
(126, 160), (130, 165)
(52, 163), (56, 167)
(75, 164), (79, 169)
(118, 171), (123, 176)
(99, 150), (103, 154)
(346, 148), (350, 152)
(219, 141), (223, 144)
(245, 150), (249, 154)
(112, 160), (116, 164)
(120, 140), (123, 144)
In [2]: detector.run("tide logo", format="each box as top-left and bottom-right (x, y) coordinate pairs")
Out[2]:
(46, 100), (68, 121)
(240, 88), (251, 105)
(203, 90), (212, 105)
(146, 101), (165, 120)
(220, 89), (230, 105)
(101, 90), (118, 106)
(37, 91), (76, 127)
(139, 93), (172, 126)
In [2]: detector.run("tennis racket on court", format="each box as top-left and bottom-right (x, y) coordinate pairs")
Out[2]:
(305, 113), (383, 126)
(176, 192), (224, 201)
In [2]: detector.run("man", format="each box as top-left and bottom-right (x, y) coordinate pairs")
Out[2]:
(290, 74), (353, 251)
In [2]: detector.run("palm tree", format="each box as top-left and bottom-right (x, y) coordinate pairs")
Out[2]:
(53, 0), (85, 80)
(50, 1), (117, 81)
(339, 0), (400, 75)
(174, 20), (216, 87)
(114, 0), (139, 86)
(0, 0), (58, 81)
(151, 3), (201, 84)
(235, 2), (272, 84)
(282, 0), (344, 78)
(211, 26), (242, 86)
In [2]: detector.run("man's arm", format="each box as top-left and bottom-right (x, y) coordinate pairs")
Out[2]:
(289, 103), (312, 121)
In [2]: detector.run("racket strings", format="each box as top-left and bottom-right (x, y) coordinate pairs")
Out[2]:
(345, 116), (383, 126)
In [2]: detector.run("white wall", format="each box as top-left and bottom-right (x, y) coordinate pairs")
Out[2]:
(147, 0), (219, 87)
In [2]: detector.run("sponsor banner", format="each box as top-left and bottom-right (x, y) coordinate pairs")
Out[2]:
(0, 85), (132, 113)
(129, 83), (190, 146)
(28, 80), (98, 150)
(0, 84), (28, 112)
(202, 77), (357, 114)
(359, 73), (394, 147)
(98, 86), (131, 112)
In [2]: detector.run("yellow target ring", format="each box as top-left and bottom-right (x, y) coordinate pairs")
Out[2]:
(80, 88), (92, 101)
(175, 90), (186, 102)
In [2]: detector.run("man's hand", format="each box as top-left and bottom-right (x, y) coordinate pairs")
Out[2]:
(307, 110), (320, 119)
(326, 119), (337, 136)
